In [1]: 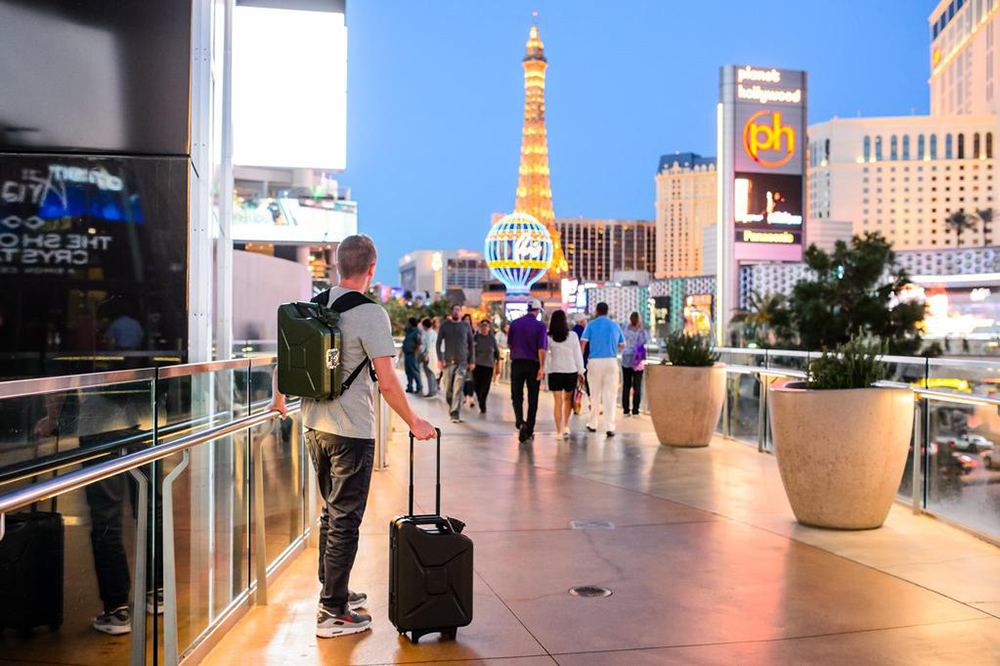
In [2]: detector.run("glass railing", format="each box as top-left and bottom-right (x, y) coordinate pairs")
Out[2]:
(0, 358), (321, 666)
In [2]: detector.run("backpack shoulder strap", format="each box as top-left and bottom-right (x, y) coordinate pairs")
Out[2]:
(330, 291), (374, 313)
(311, 289), (331, 306)
(329, 290), (379, 390)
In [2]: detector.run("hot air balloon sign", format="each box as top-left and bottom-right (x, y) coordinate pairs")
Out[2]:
(484, 212), (553, 294)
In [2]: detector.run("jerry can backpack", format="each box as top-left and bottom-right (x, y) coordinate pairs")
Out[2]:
(277, 290), (375, 400)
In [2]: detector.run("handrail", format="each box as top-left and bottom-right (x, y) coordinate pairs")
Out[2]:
(0, 368), (157, 400)
(0, 401), (301, 515)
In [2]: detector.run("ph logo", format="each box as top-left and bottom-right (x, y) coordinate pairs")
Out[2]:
(743, 110), (795, 168)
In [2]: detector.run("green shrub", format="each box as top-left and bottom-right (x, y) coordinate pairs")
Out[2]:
(806, 337), (887, 390)
(663, 333), (719, 368)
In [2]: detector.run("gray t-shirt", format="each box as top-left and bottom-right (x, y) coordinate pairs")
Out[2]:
(301, 287), (396, 439)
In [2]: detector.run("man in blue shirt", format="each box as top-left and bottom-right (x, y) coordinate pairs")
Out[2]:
(580, 302), (625, 436)
(506, 298), (548, 442)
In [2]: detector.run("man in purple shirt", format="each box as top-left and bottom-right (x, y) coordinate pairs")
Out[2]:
(507, 299), (548, 442)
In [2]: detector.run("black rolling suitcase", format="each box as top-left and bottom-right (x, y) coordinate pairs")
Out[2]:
(389, 429), (473, 643)
(0, 496), (64, 634)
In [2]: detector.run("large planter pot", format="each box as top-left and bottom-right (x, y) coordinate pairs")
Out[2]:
(645, 363), (726, 448)
(769, 384), (914, 530)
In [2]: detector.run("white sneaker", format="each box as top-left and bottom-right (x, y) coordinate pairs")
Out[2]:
(316, 606), (371, 638)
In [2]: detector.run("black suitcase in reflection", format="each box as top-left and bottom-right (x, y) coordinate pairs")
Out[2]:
(388, 430), (473, 643)
(0, 509), (64, 634)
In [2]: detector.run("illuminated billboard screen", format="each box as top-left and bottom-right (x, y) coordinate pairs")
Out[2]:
(733, 172), (803, 246)
(233, 6), (347, 170)
(728, 66), (805, 262)
(233, 196), (357, 244)
(683, 294), (713, 336)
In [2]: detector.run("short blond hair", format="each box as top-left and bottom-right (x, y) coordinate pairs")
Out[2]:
(337, 234), (377, 279)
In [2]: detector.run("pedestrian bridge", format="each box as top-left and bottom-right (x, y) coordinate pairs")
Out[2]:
(1, 355), (1000, 665)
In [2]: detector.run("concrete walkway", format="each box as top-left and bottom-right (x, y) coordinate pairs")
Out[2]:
(201, 381), (1000, 665)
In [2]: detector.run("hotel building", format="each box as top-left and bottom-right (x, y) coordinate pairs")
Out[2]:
(654, 153), (717, 278)
(554, 217), (656, 283)
(805, 0), (1000, 251)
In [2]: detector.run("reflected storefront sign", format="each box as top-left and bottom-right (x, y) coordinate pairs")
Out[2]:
(0, 155), (188, 378)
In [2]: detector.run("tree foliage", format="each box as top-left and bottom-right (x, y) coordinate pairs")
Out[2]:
(770, 232), (928, 355)
(369, 290), (454, 335)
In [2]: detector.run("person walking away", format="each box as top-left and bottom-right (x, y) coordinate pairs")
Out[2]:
(269, 234), (436, 638)
(581, 302), (625, 436)
(472, 319), (500, 413)
(621, 311), (650, 417)
(401, 317), (422, 394)
(437, 305), (475, 423)
(419, 318), (437, 396)
(545, 310), (585, 440)
(460, 314), (477, 408)
(507, 299), (548, 442)
(572, 315), (591, 408)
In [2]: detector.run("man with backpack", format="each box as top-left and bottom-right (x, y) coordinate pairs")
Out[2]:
(270, 234), (435, 639)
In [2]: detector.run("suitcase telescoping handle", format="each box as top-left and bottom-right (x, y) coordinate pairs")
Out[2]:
(408, 427), (442, 517)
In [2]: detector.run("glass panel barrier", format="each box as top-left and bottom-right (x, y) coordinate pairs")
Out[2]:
(250, 362), (305, 569)
(0, 466), (154, 666)
(0, 376), (156, 665)
(156, 363), (250, 659)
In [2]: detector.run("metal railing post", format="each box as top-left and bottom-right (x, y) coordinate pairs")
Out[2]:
(252, 432), (268, 605)
(912, 397), (924, 515)
(162, 450), (189, 666)
(128, 468), (149, 666)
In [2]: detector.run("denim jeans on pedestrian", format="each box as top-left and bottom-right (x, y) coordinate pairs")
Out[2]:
(403, 352), (422, 392)
(441, 362), (468, 418)
(305, 429), (375, 613)
(421, 358), (437, 396)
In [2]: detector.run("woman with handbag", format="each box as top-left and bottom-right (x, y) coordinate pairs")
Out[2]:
(621, 312), (650, 417)
(545, 309), (585, 440)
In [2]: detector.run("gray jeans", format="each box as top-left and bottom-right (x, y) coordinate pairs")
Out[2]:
(305, 428), (374, 612)
(441, 362), (468, 418)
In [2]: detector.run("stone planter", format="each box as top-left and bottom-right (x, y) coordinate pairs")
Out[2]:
(645, 363), (726, 448)
(768, 383), (914, 530)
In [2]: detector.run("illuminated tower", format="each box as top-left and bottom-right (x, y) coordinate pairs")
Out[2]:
(515, 22), (568, 279)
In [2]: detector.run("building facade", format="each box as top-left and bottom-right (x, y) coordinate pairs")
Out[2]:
(929, 0), (1000, 116)
(398, 250), (489, 296)
(554, 217), (655, 283)
(654, 153), (717, 278)
(807, 115), (996, 249)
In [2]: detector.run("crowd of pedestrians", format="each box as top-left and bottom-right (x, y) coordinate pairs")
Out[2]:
(399, 299), (648, 442)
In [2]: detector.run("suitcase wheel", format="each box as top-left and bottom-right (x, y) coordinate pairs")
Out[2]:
(406, 627), (458, 643)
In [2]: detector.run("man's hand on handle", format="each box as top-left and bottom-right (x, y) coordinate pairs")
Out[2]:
(269, 393), (288, 418)
(410, 418), (436, 441)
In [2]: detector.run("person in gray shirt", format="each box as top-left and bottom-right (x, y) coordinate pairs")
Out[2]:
(436, 304), (475, 423)
(472, 319), (500, 413)
(270, 234), (435, 639)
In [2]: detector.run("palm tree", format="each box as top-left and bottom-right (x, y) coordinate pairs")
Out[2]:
(945, 208), (978, 248)
(732, 290), (788, 346)
(977, 208), (994, 246)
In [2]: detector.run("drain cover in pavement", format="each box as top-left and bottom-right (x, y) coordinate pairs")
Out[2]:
(570, 520), (615, 530)
(569, 585), (613, 598)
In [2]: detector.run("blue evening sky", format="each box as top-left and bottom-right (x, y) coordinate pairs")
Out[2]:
(344, 1), (932, 284)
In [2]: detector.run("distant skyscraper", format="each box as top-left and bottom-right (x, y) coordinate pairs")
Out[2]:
(514, 23), (568, 279)
(555, 217), (655, 283)
(654, 153), (717, 278)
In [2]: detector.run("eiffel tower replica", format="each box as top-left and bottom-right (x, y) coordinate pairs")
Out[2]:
(514, 20), (568, 283)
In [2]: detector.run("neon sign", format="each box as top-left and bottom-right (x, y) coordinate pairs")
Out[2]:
(743, 110), (795, 168)
(484, 211), (553, 294)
